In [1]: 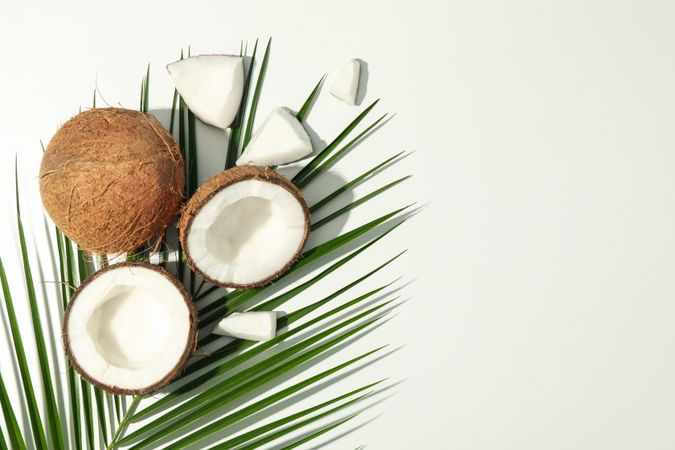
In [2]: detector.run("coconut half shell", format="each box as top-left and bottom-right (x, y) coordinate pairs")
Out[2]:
(63, 262), (197, 395)
(40, 108), (184, 254)
(179, 166), (310, 289)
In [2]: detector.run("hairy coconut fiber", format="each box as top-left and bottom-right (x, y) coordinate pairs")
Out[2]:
(40, 108), (184, 254)
(179, 166), (311, 288)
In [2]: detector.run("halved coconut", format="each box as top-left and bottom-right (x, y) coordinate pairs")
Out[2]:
(63, 263), (197, 395)
(180, 166), (310, 288)
(167, 54), (244, 129)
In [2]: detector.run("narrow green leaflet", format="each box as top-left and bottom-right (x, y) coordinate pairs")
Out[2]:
(0, 371), (26, 450)
(80, 381), (95, 450)
(295, 113), (388, 189)
(296, 74), (326, 122)
(0, 259), (46, 449)
(209, 383), (378, 449)
(310, 151), (406, 213)
(59, 232), (82, 450)
(278, 415), (357, 450)
(106, 396), (140, 450)
(292, 99), (380, 185)
(311, 176), (411, 231)
(242, 38), (271, 147)
(94, 388), (108, 442)
(76, 247), (96, 450)
(226, 39), (259, 169)
(15, 162), (64, 449)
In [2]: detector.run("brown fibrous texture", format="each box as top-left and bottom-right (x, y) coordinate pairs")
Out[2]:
(179, 165), (311, 289)
(40, 108), (184, 254)
(62, 262), (198, 395)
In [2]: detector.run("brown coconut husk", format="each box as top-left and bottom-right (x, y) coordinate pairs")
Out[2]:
(62, 262), (197, 395)
(179, 166), (311, 289)
(40, 108), (184, 254)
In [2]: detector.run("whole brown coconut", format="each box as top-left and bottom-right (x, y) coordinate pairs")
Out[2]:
(40, 108), (184, 254)
(179, 165), (310, 289)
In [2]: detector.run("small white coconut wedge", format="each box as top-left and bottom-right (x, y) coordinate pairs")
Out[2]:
(330, 59), (361, 105)
(236, 107), (313, 167)
(167, 55), (244, 129)
(213, 312), (277, 341)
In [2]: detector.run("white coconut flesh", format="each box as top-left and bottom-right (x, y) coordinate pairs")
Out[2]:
(187, 179), (307, 286)
(236, 107), (313, 167)
(167, 54), (244, 129)
(213, 311), (277, 341)
(330, 59), (361, 105)
(66, 266), (192, 391)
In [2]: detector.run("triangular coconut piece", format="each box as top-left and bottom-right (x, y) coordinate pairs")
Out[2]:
(213, 312), (277, 341)
(167, 55), (244, 129)
(236, 107), (313, 167)
(330, 59), (361, 105)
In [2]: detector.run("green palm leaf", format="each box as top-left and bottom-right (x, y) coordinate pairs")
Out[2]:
(0, 258), (46, 449)
(14, 161), (64, 449)
(276, 415), (358, 450)
(296, 74), (326, 121)
(0, 371), (26, 450)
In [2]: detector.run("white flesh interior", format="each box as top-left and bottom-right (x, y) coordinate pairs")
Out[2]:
(237, 107), (313, 167)
(67, 266), (190, 391)
(330, 59), (361, 105)
(167, 55), (244, 129)
(187, 179), (306, 285)
(213, 311), (277, 341)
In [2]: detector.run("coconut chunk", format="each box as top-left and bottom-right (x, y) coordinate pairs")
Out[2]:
(213, 312), (277, 341)
(330, 59), (361, 105)
(236, 107), (313, 167)
(180, 166), (310, 288)
(167, 55), (244, 129)
(63, 263), (196, 395)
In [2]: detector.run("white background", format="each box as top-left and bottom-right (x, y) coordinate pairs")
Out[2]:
(2, 0), (675, 449)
